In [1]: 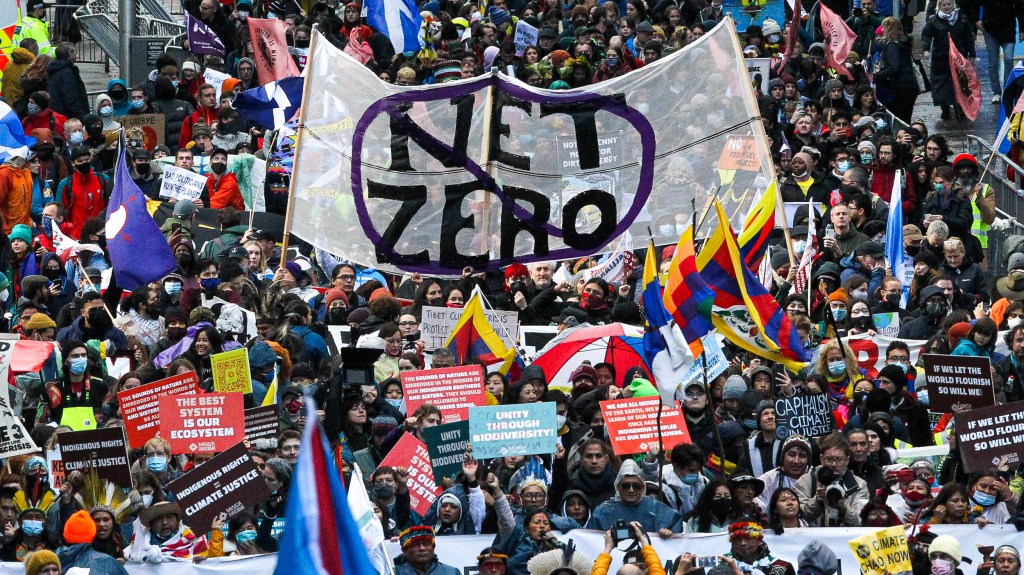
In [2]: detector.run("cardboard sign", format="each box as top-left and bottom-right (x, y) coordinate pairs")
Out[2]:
(774, 393), (833, 439)
(114, 114), (165, 150)
(513, 20), (538, 56)
(600, 397), (691, 455)
(0, 385), (37, 459)
(847, 526), (913, 575)
(118, 371), (200, 448)
(211, 348), (253, 394)
(955, 402), (1024, 472)
(58, 427), (132, 487)
(423, 421), (470, 483)
(159, 393), (246, 453)
(420, 305), (518, 351)
(402, 365), (487, 425)
(718, 134), (761, 171)
(159, 165), (207, 201)
(376, 433), (439, 516)
(468, 402), (557, 459)
(203, 67), (231, 101)
(244, 405), (279, 441)
(872, 312), (900, 337)
(166, 442), (270, 535)
(923, 354), (995, 413)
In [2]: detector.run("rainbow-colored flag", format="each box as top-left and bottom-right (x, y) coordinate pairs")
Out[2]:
(697, 199), (809, 371)
(445, 289), (523, 378)
(737, 180), (778, 270)
(663, 224), (714, 356)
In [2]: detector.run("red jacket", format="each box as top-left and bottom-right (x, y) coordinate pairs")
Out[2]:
(870, 162), (916, 215)
(205, 171), (245, 210)
(21, 110), (68, 140)
(179, 106), (219, 147)
(58, 170), (109, 239)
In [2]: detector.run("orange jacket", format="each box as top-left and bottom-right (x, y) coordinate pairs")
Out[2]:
(591, 545), (666, 575)
(205, 171), (245, 210)
(0, 164), (35, 234)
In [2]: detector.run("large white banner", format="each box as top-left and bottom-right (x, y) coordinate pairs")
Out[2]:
(291, 18), (772, 276)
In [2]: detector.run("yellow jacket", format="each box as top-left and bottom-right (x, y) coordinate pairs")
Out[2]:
(590, 545), (666, 575)
(0, 48), (36, 106)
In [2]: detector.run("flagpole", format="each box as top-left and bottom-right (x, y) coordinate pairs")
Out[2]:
(702, 348), (727, 471)
(478, 70), (498, 256)
(473, 285), (527, 360)
(277, 27), (319, 269)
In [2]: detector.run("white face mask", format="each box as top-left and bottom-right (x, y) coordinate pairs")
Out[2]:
(141, 494), (154, 507)
(1008, 317), (1022, 330)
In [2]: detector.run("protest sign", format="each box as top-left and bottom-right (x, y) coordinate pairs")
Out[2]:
(58, 427), (132, 487)
(376, 433), (439, 516)
(423, 421), (470, 483)
(600, 397), (691, 455)
(118, 371), (200, 448)
(847, 526), (913, 575)
(244, 405), (280, 441)
(203, 67), (231, 100)
(557, 132), (623, 171)
(47, 449), (64, 494)
(420, 306), (518, 351)
(518, 326), (559, 360)
(718, 134), (761, 171)
(469, 402), (557, 459)
(955, 402), (1024, 472)
(512, 20), (538, 56)
(159, 165), (207, 201)
(160, 393), (246, 453)
(774, 393), (833, 439)
(579, 236), (635, 285)
(745, 58), (771, 95)
(681, 334), (728, 388)
(923, 354), (995, 413)
(166, 442), (270, 534)
(0, 379), (37, 459)
(402, 365), (487, 424)
(211, 348), (253, 394)
(114, 114), (166, 150)
(872, 312), (900, 337)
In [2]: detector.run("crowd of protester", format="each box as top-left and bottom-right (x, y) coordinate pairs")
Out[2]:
(2, 0), (1024, 573)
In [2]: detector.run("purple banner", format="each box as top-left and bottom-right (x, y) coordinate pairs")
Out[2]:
(185, 13), (225, 57)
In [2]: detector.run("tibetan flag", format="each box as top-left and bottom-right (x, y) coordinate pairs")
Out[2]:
(819, 3), (855, 79)
(248, 18), (300, 83)
(642, 241), (693, 406)
(105, 136), (176, 291)
(664, 224), (714, 356)
(274, 399), (373, 575)
(445, 289), (523, 378)
(949, 33), (981, 122)
(737, 180), (779, 270)
(696, 199), (810, 371)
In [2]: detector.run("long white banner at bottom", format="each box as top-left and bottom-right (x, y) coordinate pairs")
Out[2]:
(2, 525), (1014, 575)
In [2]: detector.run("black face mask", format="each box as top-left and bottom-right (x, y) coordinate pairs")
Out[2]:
(327, 308), (348, 325)
(296, 39), (310, 48)
(926, 301), (946, 318)
(135, 162), (151, 176)
(166, 327), (186, 342)
(75, 163), (91, 174)
(175, 253), (192, 267)
(211, 162), (227, 175)
(710, 498), (732, 516)
(88, 308), (110, 329)
(884, 293), (900, 306)
(109, 90), (127, 101)
(852, 316), (871, 330)
(43, 268), (61, 281)
(87, 125), (104, 138)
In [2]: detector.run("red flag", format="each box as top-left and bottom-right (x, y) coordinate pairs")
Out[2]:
(778, 0), (802, 72)
(247, 18), (300, 83)
(948, 34), (981, 121)
(818, 3), (855, 79)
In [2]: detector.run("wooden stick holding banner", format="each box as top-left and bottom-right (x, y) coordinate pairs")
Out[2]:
(76, 259), (116, 323)
(277, 27), (318, 269)
(478, 69), (498, 256)
(775, 181), (796, 267)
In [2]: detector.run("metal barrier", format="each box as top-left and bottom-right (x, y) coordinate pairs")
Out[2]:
(73, 0), (184, 68)
(959, 134), (1024, 277)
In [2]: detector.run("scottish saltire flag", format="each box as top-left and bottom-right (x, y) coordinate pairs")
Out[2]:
(642, 241), (693, 406)
(886, 172), (909, 307)
(0, 101), (35, 162)
(184, 13), (225, 57)
(364, 0), (424, 53)
(275, 399), (373, 575)
(696, 199), (809, 371)
(105, 136), (176, 290)
(445, 288), (523, 378)
(234, 76), (303, 131)
(663, 224), (714, 356)
(997, 62), (1024, 153)
(738, 180), (779, 270)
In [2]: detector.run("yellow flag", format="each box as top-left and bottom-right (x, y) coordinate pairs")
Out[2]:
(261, 365), (279, 407)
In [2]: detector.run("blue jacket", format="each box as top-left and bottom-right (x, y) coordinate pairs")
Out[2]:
(291, 325), (329, 368)
(57, 543), (129, 575)
(394, 555), (461, 575)
(589, 496), (682, 533)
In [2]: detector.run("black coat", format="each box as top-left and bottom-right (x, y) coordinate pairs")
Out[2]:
(965, 0), (1024, 43)
(874, 36), (920, 104)
(45, 59), (89, 119)
(920, 190), (973, 239)
(920, 14), (976, 106)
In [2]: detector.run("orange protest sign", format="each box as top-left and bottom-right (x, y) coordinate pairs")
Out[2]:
(600, 397), (691, 455)
(717, 135), (761, 171)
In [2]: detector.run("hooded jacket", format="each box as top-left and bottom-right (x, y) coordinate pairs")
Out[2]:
(94, 93), (122, 132)
(107, 78), (131, 116)
(46, 58), (89, 119)
(57, 543), (129, 575)
(150, 77), (195, 152)
(0, 161), (34, 234)
(0, 48), (37, 111)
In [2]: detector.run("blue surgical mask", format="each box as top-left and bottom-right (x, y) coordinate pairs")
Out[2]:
(681, 473), (701, 485)
(837, 160), (852, 173)
(164, 282), (182, 295)
(69, 131), (84, 145)
(860, 153), (874, 164)
(129, 99), (145, 109)
(892, 361), (908, 373)
(385, 398), (403, 411)
(69, 356), (88, 375)
(235, 529), (258, 544)
(934, 183), (945, 193)
(200, 277), (221, 291)
(875, 118), (887, 130)
(83, 283), (98, 294)
(606, 57), (618, 68)
(972, 491), (996, 507)
(658, 224), (674, 236)
(147, 456), (167, 474)
(99, 105), (113, 116)
(27, 102), (40, 115)
(828, 360), (846, 376)
(793, 240), (806, 253)
(832, 308), (847, 321)
(21, 520), (43, 536)
(742, 418), (758, 431)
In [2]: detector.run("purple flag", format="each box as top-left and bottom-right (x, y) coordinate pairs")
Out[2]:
(185, 13), (225, 57)
(105, 138), (176, 291)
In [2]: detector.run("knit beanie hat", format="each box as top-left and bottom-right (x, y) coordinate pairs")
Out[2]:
(946, 322), (972, 347)
(433, 59), (461, 83)
(929, 535), (962, 564)
(9, 224), (32, 245)
(400, 525), (435, 549)
(877, 365), (906, 391)
(24, 550), (60, 575)
(63, 510), (97, 544)
(723, 375), (747, 400)
(325, 288), (349, 307)
(797, 540), (838, 575)
(248, 340), (278, 369)
(24, 313), (56, 331)
(191, 118), (213, 140)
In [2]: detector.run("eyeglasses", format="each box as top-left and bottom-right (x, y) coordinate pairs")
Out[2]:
(336, 274), (356, 280)
(399, 321), (418, 326)
(822, 456), (848, 465)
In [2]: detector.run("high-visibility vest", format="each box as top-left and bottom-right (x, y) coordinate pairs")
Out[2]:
(11, 17), (53, 58)
(971, 184), (992, 249)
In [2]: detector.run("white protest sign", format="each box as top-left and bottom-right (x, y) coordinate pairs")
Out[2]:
(0, 342), (35, 458)
(746, 57), (771, 94)
(419, 305), (518, 351)
(681, 333), (727, 389)
(159, 165), (207, 202)
(513, 20), (538, 56)
(203, 67), (231, 101)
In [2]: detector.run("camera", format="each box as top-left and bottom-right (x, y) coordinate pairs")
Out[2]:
(816, 467), (845, 506)
(611, 519), (632, 544)
(509, 280), (527, 297)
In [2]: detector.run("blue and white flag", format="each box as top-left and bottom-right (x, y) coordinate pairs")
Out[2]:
(0, 102), (36, 163)
(233, 76), (303, 131)
(885, 171), (908, 306)
(364, 0), (424, 54)
(642, 240), (693, 406)
(105, 135), (176, 290)
(997, 61), (1024, 153)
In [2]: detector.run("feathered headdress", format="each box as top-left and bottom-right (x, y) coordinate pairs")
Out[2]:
(526, 541), (594, 575)
(73, 466), (138, 524)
